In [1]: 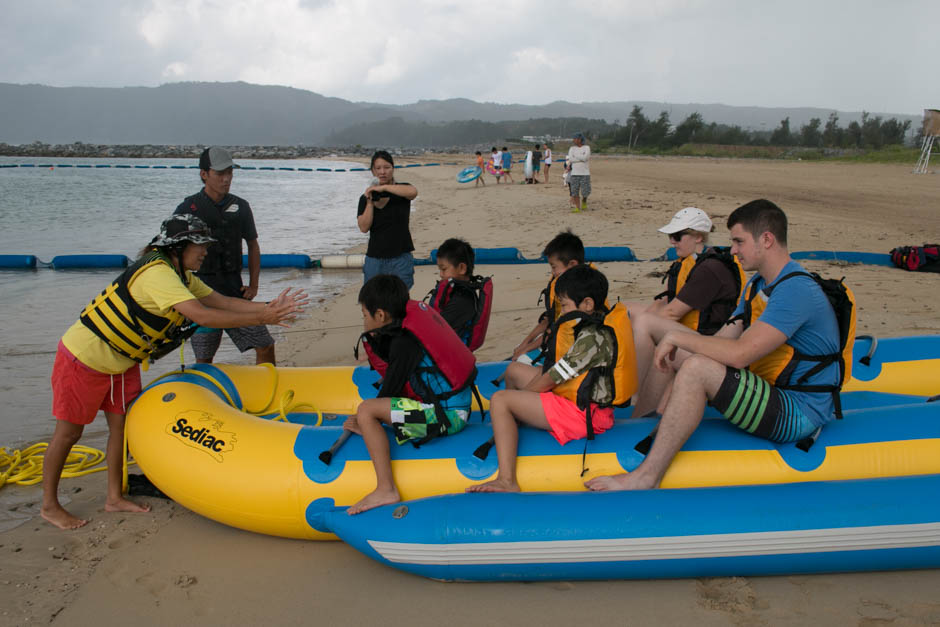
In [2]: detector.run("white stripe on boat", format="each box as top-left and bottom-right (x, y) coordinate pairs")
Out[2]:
(368, 522), (940, 565)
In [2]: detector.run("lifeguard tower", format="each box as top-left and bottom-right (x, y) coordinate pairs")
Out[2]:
(913, 109), (940, 173)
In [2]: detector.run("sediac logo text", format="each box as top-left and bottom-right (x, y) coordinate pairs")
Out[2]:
(166, 411), (236, 462)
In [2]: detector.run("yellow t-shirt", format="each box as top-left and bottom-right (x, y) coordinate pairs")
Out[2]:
(61, 264), (213, 374)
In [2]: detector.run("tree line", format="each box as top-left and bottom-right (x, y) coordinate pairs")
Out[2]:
(604, 106), (913, 150)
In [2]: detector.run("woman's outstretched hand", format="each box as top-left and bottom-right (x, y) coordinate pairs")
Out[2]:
(262, 288), (310, 326)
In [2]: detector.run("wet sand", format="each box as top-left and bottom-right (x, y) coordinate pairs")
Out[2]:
(2, 155), (940, 625)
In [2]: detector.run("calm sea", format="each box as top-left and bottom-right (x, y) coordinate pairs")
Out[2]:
(0, 156), (372, 449)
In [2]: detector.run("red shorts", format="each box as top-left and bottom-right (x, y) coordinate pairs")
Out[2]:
(51, 341), (142, 425)
(540, 392), (614, 446)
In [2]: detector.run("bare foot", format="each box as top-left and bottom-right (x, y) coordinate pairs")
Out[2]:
(347, 487), (400, 515)
(41, 504), (88, 530)
(105, 497), (151, 513)
(466, 478), (519, 493)
(584, 472), (658, 491)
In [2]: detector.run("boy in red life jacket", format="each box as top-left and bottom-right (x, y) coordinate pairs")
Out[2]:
(346, 275), (475, 514)
(427, 238), (493, 351)
(467, 265), (637, 493)
(510, 230), (585, 363)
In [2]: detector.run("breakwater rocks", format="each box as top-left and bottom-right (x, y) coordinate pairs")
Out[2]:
(0, 143), (456, 160)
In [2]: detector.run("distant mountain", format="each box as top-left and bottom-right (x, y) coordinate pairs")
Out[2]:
(0, 81), (921, 146)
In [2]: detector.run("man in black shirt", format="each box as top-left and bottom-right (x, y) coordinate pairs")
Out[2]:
(173, 147), (276, 365)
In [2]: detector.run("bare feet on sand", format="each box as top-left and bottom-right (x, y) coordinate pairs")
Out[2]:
(41, 505), (88, 530)
(584, 473), (658, 491)
(105, 497), (151, 513)
(347, 487), (400, 515)
(466, 478), (520, 493)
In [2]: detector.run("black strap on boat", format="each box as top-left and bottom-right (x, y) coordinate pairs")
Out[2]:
(795, 426), (823, 453)
(634, 427), (658, 456)
(473, 436), (495, 460)
(856, 334), (877, 367)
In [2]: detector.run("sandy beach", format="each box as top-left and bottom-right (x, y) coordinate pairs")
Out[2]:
(3, 154), (940, 625)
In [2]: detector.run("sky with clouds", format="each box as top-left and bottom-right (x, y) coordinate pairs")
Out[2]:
(1, 0), (936, 114)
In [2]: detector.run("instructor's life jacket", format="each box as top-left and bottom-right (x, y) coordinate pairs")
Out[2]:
(425, 275), (494, 351)
(656, 246), (747, 335)
(358, 301), (479, 444)
(79, 251), (198, 367)
(542, 302), (638, 439)
(184, 191), (247, 274)
(736, 271), (857, 420)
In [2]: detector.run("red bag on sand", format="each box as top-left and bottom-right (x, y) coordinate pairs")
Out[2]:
(890, 245), (940, 272)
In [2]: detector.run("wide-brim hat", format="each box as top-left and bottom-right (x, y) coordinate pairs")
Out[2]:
(150, 214), (217, 247)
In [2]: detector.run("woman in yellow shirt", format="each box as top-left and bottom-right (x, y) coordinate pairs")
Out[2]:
(44, 215), (307, 530)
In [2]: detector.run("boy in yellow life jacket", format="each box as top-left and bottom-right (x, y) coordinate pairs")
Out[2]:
(630, 207), (746, 413)
(468, 265), (637, 493)
(586, 199), (846, 492)
(510, 230), (584, 363)
(43, 215), (308, 530)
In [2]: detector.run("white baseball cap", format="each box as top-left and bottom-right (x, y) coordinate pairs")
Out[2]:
(658, 207), (714, 234)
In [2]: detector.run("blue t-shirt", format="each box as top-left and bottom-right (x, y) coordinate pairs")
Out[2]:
(501, 152), (512, 169)
(732, 260), (840, 425)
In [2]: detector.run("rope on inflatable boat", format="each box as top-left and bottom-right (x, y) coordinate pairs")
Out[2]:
(1, 360), (323, 491)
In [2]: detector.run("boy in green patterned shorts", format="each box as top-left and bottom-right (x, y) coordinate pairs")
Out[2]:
(345, 275), (474, 514)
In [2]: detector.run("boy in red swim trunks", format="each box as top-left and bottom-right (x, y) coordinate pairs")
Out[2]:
(467, 265), (636, 492)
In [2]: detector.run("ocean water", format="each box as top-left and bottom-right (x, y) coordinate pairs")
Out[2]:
(0, 156), (372, 448)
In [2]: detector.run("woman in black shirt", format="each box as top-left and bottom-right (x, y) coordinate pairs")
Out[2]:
(357, 150), (418, 289)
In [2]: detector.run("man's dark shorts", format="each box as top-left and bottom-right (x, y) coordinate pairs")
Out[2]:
(709, 367), (817, 443)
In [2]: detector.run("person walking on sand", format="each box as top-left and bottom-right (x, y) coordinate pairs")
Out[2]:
(175, 147), (278, 366)
(42, 215), (308, 529)
(566, 133), (591, 212)
(501, 147), (515, 184)
(474, 151), (486, 187)
(543, 144), (553, 183)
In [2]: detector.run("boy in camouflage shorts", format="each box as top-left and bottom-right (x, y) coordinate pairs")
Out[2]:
(468, 265), (617, 493)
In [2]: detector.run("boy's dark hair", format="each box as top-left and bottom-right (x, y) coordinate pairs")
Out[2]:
(554, 265), (608, 309)
(535, 144), (540, 149)
(370, 150), (394, 169)
(475, 151), (482, 156)
(727, 199), (788, 246)
(491, 147), (497, 152)
(437, 238), (475, 275)
(501, 146), (508, 151)
(542, 229), (585, 264)
(358, 274), (408, 319)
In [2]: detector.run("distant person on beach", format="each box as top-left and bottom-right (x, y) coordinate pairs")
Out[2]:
(491, 147), (502, 183)
(427, 237), (493, 350)
(501, 147), (515, 184)
(345, 274), (475, 513)
(474, 151), (486, 187)
(175, 147), (276, 365)
(43, 215), (307, 529)
(543, 144), (552, 183)
(627, 207), (746, 410)
(511, 230), (585, 361)
(467, 265), (637, 493)
(566, 133), (591, 212)
(357, 150), (419, 290)
(586, 200), (844, 492)
(532, 144), (542, 183)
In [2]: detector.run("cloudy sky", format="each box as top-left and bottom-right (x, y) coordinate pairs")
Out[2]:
(1, 0), (936, 114)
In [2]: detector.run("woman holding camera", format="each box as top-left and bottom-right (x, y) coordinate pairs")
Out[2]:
(356, 150), (419, 289)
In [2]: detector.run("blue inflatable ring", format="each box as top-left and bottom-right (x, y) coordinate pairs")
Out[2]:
(456, 166), (482, 183)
